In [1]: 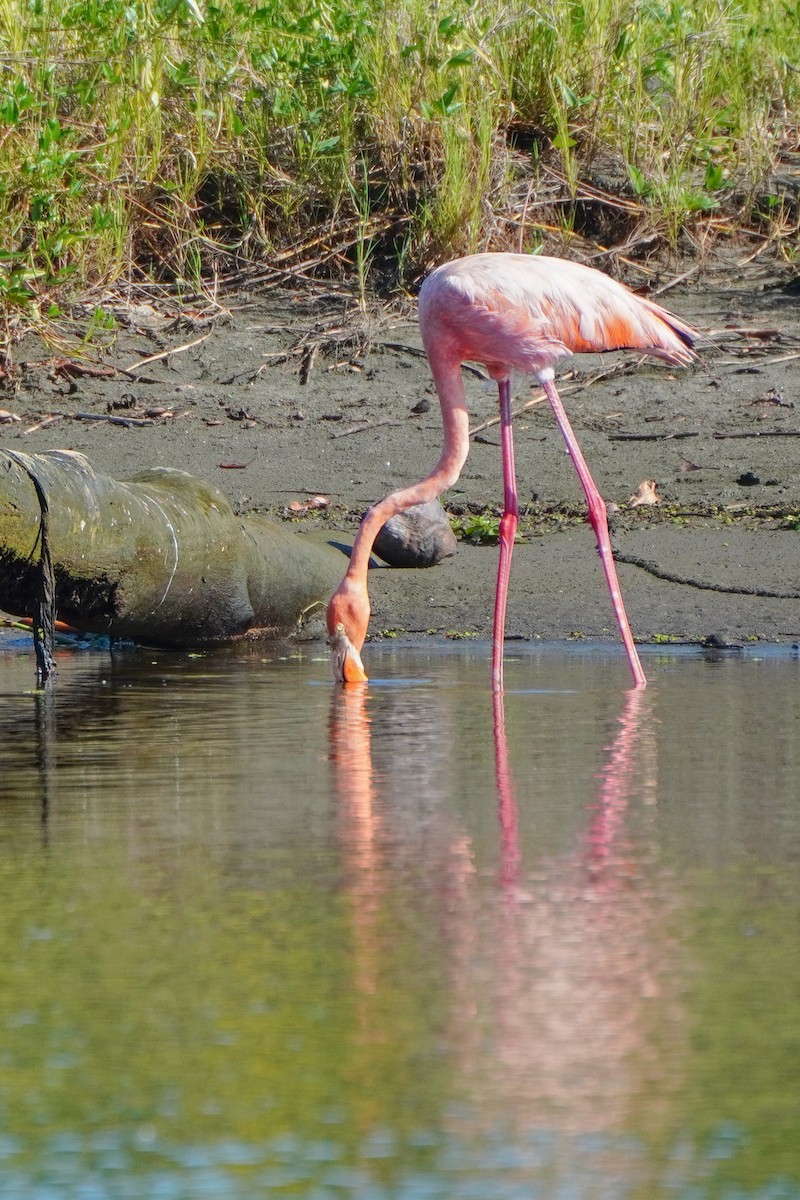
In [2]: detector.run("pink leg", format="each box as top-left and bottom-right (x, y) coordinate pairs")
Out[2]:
(492, 378), (519, 692)
(540, 373), (647, 689)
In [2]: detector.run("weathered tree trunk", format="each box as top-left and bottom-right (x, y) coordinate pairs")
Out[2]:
(0, 449), (349, 645)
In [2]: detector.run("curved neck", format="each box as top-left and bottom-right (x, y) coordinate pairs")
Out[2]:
(344, 358), (470, 585)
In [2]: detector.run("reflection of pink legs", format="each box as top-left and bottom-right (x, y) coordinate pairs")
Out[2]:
(493, 689), (520, 889)
(492, 687), (652, 893)
(473, 682), (668, 1143)
(588, 688), (652, 883)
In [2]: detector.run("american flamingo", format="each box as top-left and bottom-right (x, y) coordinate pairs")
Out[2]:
(328, 253), (698, 689)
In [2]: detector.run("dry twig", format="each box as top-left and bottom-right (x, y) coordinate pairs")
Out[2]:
(330, 417), (403, 439)
(121, 331), (212, 375)
(24, 414), (64, 435)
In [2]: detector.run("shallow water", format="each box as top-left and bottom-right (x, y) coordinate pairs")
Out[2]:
(0, 635), (799, 1200)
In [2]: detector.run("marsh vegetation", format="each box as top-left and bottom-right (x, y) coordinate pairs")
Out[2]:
(0, 0), (798, 356)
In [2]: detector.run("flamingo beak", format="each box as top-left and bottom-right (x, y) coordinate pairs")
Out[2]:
(330, 622), (368, 684)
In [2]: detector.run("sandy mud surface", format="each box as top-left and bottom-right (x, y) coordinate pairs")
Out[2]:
(1, 270), (799, 652)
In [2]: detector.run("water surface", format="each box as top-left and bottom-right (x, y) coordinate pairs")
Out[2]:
(0, 636), (798, 1199)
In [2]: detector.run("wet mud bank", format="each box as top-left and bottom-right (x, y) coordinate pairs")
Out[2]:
(1, 274), (799, 651)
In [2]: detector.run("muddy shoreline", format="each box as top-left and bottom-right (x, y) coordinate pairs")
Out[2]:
(1, 271), (799, 653)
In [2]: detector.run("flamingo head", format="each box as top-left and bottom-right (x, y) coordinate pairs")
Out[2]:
(327, 584), (369, 684)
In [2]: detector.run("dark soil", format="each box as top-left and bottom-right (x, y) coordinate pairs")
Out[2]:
(2, 267), (799, 652)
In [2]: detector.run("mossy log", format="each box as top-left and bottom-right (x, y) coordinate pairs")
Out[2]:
(0, 449), (350, 646)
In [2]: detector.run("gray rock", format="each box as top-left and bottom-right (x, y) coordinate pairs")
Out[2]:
(373, 500), (458, 568)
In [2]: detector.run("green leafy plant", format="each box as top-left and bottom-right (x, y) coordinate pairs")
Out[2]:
(453, 513), (502, 545)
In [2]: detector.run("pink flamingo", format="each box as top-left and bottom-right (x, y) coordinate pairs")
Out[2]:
(328, 253), (698, 689)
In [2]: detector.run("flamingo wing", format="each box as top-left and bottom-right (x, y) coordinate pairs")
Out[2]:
(420, 254), (698, 374)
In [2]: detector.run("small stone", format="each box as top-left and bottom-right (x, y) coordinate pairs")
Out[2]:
(373, 500), (458, 568)
(703, 632), (742, 650)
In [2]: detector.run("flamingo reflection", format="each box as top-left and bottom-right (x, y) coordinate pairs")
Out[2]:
(465, 684), (682, 1149)
(329, 676), (683, 1168)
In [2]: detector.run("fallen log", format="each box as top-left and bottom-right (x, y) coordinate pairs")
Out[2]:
(0, 449), (352, 646)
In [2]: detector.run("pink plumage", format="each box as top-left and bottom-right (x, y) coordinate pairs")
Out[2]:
(419, 253), (697, 378)
(327, 252), (699, 690)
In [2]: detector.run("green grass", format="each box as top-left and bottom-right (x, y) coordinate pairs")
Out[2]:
(0, 0), (798, 355)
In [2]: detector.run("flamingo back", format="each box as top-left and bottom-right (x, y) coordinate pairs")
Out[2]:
(419, 253), (697, 378)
